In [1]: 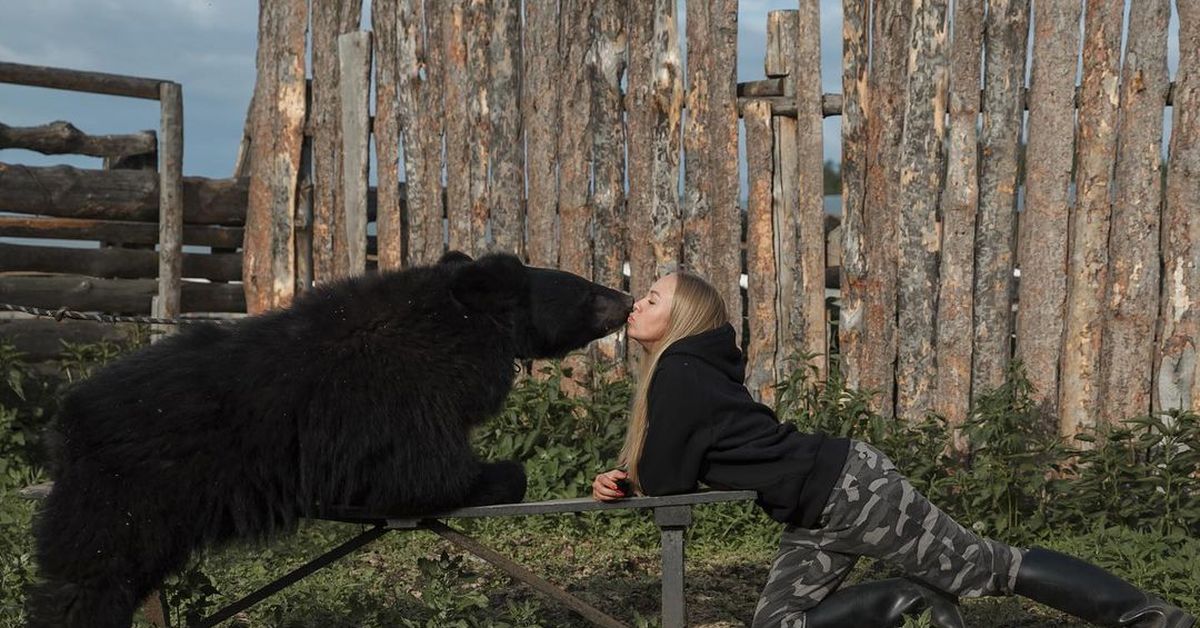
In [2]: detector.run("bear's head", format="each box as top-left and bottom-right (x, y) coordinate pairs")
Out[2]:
(441, 251), (634, 359)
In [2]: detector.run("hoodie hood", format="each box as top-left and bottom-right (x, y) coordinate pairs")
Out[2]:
(660, 323), (745, 383)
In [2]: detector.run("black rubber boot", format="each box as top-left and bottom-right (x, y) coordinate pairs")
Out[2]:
(804, 577), (966, 628)
(1014, 547), (1196, 628)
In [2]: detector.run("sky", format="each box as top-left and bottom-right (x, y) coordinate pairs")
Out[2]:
(0, 1), (1183, 182)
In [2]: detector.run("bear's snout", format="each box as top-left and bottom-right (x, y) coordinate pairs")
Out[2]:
(594, 288), (635, 333)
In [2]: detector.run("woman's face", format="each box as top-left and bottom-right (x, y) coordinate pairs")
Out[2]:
(627, 274), (677, 350)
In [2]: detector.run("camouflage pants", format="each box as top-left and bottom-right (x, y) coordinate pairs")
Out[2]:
(751, 440), (1025, 628)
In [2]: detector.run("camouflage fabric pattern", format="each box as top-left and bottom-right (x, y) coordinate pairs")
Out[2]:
(752, 440), (1025, 628)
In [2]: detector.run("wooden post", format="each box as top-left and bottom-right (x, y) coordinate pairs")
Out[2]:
(793, 0), (827, 381)
(838, 0), (869, 391)
(1101, 0), (1170, 424)
(972, 0), (1028, 400)
(655, 505), (692, 628)
(766, 11), (799, 390)
(682, 0), (713, 280)
(1060, 0), (1121, 442)
(895, 0), (948, 421)
(443, 0), (471, 253)
(310, 0), (363, 282)
(338, 31), (372, 276)
(490, 0), (523, 258)
(1155, 2), (1200, 414)
(1016, 0), (1079, 422)
(157, 81), (183, 330)
(523, 0), (561, 269)
(466, 0), (492, 255)
(649, 0), (684, 282)
(935, 0), (982, 447)
(590, 0), (628, 373)
(243, 0), (308, 314)
(398, 0), (445, 266)
(372, 0), (403, 271)
(745, 100), (776, 404)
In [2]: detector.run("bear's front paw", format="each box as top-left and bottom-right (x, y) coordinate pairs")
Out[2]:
(466, 460), (527, 506)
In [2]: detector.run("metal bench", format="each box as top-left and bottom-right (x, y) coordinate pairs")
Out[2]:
(21, 483), (756, 627)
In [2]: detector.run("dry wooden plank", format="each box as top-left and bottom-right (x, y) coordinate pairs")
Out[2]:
(934, 0), (983, 444)
(372, 0), (403, 270)
(1015, 0), (1079, 422)
(310, 0), (363, 282)
(793, 1), (827, 381)
(649, 0), (684, 281)
(590, 0), (627, 371)
(0, 163), (248, 225)
(710, 0), (741, 343)
(157, 82), (184, 325)
(838, 0), (869, 392)
(744, 99), (776, 404)
(0, 62), (164, 100)
(1155, 2), (1200, 414)
(0, 216), (243, 248)
(894, 0), (948, 421)
(243, 0), (307, 314)
(0, 243), (241, 282)
(0, 121), (155, 159)
(0, 275), (245, 314)
(682, 0), (713, 279)
(972, 0), (1028, 401)
(442, 0), (472, 253)
(1059, 0), (1121, 440)
(766, 11), (798, 384)
(523, 0), (561, 268)
(338, 31), (372, 276)
(1099, 0), (1170, 424)
(489, 0), (523, 257)
(466, 0), (492, 254)
(558, 0), (597, 392)
(625, 0), (655, 372)
(398, 0), (445, 266)
(857, 0), (911, 417)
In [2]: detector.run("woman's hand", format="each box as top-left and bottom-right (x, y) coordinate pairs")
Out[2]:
(592, 469), (629, 501)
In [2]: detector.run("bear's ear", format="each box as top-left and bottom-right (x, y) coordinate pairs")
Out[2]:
(439, 250), (474, 265)
(449, 254), (526, 312)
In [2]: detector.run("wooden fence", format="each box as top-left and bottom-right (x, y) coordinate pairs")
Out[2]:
(3, 1), (1198, 442)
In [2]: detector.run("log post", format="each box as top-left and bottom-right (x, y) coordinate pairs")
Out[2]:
(156, 82), (183, 327)
(744, 99), (776, 403)
(338, 31), (372, 276)
(793, 0), (827, 381)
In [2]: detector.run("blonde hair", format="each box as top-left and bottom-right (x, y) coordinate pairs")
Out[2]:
(618, 271), (728, 491)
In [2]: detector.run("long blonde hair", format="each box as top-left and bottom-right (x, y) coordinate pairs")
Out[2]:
(619, 271), (728, 490)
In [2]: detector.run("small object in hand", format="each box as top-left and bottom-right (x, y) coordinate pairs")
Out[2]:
(615, 477), (634, 497)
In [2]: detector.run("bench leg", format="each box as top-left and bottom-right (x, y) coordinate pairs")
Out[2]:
(655, 506), (693, 628)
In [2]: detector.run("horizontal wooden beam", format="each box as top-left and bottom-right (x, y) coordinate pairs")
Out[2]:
(0, 216), (243, 249)
(0, 163), (248, 225)
(0, 121), (156, 159)
(0, 317), (138, 362)
(0, 243), (242, 282)
(0, 62), (167, 100)
(0, 275), (245, 314)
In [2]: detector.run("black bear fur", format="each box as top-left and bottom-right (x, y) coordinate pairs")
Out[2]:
(25, 251), (632, 628)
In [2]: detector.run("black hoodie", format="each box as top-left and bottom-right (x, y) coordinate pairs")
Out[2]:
(637, 323), (850, 528)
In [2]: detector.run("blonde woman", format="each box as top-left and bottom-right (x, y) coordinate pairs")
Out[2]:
(592, 271), (1194, 628)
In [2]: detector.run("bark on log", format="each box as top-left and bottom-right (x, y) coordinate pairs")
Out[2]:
(1016, 0), (1079, 422)
(590, 0), (628, 371)
(0, 163), (247, 225)
(372, 0), (403, 270)
(1101, 0), (1170, 424)
(523, 0), (561, 268)
(935, 0), (983, 444)
(895, 0), (948, 421)
(0, 216), (243, 248)
(682, 0), (714, 279)
(489, 0), (523, 257)
(243, 0), (308, 313)
(338, 31), (372, 276)
(649, 1), (684, 280)
(767, 11), (799, 384)
(838, 0), (869, 392)
(157, 82), (184, 324)
(310, 0), (363, 281)
(1060, 0), (1121, 441)
(0, 62), (164, 100)
(443, 0), (472, 253)
(398, 0), (446, 266)
(0, 121), (155, 159)
(794, 1), (828, 381)
(1155, 2), (1200, 414)
(709, 0), (742, 342)
(0, 275), (245, 314)
(972, 0), (1028, 401)
(744, 100), (776, 404)
(0, 243), (241, 282)
(466, 0), (492, 254)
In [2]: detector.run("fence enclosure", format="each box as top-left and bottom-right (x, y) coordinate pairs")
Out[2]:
(2, 1), (1198, 442)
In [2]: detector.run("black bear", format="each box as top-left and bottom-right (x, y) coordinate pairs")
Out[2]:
(26, 251), (632, 628)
